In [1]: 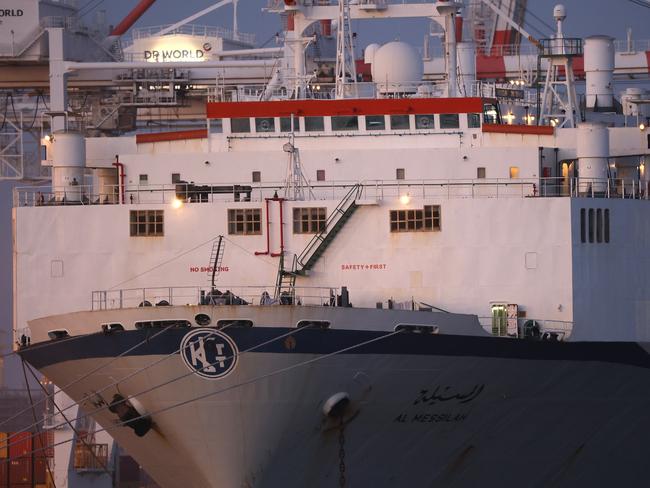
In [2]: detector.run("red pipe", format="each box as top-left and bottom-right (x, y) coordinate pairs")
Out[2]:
(271, 197), (285, 257)
(255, 198), (271, 256)
(110, 0), (157, 37)
(112, 156), (126, 204)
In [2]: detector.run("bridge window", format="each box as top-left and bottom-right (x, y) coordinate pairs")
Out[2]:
(483, 102), (500, 124)
(231, 118), (251, 133)
(440, 113), (460, 129)
(255, 117), (275, 133)
(390, 205), (441, 232)
(390, 115), (410, 130)
(415, 114), (435, 129)
(365, 115), (385, 130)
(252, 171), (261, 183)
(228, 208), (262, 235)
(130, 210), (164, 236)
(468, 113), (482, 128)
(280, 117), (293, 132)
(332, 115), (359, 131)
(305, 116), (325, 132)
(317, 170), (326, 181)
(396, 168), (405, 180)
(293, 207), (327, 234)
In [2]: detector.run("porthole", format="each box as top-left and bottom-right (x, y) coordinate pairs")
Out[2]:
(195, 313), (212, 326)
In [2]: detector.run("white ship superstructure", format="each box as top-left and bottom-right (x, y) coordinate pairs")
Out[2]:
(5, 0), (650, 486)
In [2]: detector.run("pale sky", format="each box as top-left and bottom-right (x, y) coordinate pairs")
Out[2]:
(0, 0), (649, 387)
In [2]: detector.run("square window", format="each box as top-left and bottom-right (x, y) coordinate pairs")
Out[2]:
(231, 118), (251, 133)
(130, 210), (163, 236)
(440, 113), (460, 129)
(139, 174), (148, 185)
(171, 173), (181, 183)
(509, 166), (519, 179)
(468, 113), (482, 128)
(477, 167), (486, 179)
(228, 208), (262, 235)
(365, 115), (385, 130)
(280, 117), (294, 132)
(304, 116), (324, 131)
(390, 115), (410, 130)
(293, 207), (327, 234)
(316, 170), (325, 181)
(255, 117), (275, 132)
(396, 168), (405, 180)
(252, 171), (261, 183)
(415, 114), (435, 129)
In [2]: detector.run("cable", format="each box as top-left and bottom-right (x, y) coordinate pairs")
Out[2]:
(0, 324), (176, 432)
(12, 329), (403, 460)
(5, 322), (303, 449)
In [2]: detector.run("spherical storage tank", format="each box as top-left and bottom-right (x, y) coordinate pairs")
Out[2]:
(52, 131), (86, 202)
(584, 36), (614, 110)
(371, 41), (423, 94)
(577, 122), (609, 193)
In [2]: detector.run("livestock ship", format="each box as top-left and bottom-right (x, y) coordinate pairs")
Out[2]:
(8, 0), (650, 486)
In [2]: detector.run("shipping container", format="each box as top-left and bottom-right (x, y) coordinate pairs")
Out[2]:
(9, 458), (31, 485)
(33, 431), (54, 458)
(0, 433), (7, 459)
(8, 432), (31, 459)
(0, 459), (8, 488)
(34, 457), (48, 484)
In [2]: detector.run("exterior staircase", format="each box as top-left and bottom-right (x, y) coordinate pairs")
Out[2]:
(296, 183), (363, 273)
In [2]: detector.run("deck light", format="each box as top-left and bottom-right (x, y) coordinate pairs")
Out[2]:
(640, 123), (646, 131)
(400, 193), (411, 205)
(171, 197), (183, 209)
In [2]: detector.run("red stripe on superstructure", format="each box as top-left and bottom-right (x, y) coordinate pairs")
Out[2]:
(476, 56), (506, 79)
(136, 129), (208, 144)
(206, 98), (485, 119)
(455, 16), (463, 43)
(482, 124), (554, 135)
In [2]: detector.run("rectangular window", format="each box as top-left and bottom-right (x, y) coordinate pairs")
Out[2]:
(440, 113), (460, 129)
(396, 168), (405, 180)
(304, 116), (324, 132)
(171, 173), (181, 183)
(484, 103), (499, 124)
(509, 166), (519, 179)
(468, 113), (482, 128)
(415, 114), (435, 129)
(596, 209), (603, 243)
(580, 208), (586, 243)
(139, 174), (148, 185)
(365, 115), (385, 130)
(647, 134), (650, 149)
(130, 210), (164, 237)
(588, 208), (594, 243)
(332, 116), (358, 131)
(604, 209), (610, 243)
(293, 207), (327, 234)
(228, 208), (262, 235)
(231, 118), (251, 133)
(390, 205), (441, 232)
(390, 115), (410, 130)
(316, 169), (326, 181)
(477, 167), (486, 179)
(280, 117), (293, 132)
(255, 117), (275, 133)
(252, 171), (261, 183)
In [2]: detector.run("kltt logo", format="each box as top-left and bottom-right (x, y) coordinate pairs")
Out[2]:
(180, 329), (238, 380)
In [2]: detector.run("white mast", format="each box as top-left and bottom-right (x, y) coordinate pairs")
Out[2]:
(334, 0), (357, 99)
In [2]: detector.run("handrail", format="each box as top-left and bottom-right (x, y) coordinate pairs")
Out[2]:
(296, 183), (362, 270)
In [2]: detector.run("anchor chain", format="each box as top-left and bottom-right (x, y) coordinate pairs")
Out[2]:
(338, 417), (346, 487)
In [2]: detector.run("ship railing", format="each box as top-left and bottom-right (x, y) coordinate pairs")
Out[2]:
(91, 285), (341, 310)
(478, 317), (573, 341)
(208, 80), (448, 102)
(74, 442), (109, 472)
(14, 178), (650, 208)
(124, 24), (256, 46)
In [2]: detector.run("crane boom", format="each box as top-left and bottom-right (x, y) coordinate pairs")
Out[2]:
(480, 0), (541, 48)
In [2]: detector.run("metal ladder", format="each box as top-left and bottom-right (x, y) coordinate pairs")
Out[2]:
(209, 236), (225, 289)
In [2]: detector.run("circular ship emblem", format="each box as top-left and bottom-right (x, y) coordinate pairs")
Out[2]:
(180, 328), (238, 380)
